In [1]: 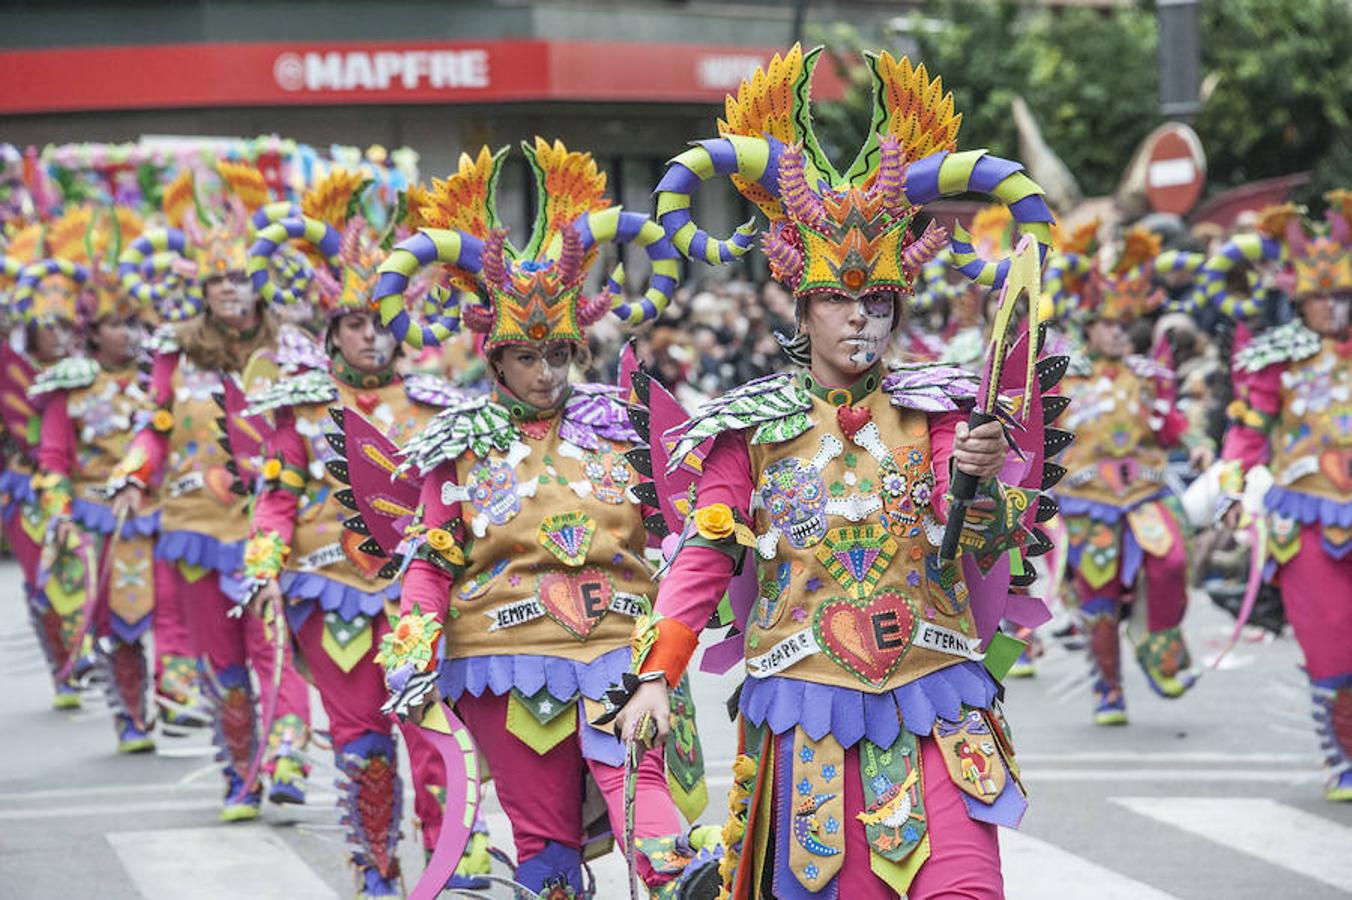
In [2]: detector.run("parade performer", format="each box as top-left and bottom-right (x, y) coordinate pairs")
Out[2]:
(26, 206), (160, 752)
(607, 45), (1065, 899)
(1212, 195), (1352, 801)
(366, 139), (717, 898)
(2, 243), (89, 708)
(109, 165), (312, 821)
(1044, 227), (1213, 725)
(237, 170), (483, 896)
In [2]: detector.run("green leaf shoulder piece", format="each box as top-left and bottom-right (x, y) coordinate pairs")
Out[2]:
(144, 323), (181, 356)
(27, 357), (101, 397)
(398, 395), (520, 475)
(664, 373), (811, 471)
(242, 369), (338, 417)
(1234, 319), (1322, 375)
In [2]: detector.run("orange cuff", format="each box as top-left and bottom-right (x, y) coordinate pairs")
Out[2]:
(639, 617), (700, 689)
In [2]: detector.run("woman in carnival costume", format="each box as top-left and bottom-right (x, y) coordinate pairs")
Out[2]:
(1042, 227), (1214, 725)
(1209, 194), (1352, 801)
(1, 236), (92, 709)
(238, 169), (488, 897)
(108, 163), (313, 821)
(24, 205), (162, 752)
(366, 139), (718, 898)
(609, 45), (1066, 899)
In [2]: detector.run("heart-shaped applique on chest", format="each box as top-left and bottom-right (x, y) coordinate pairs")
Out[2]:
(536, 568), (614, 641)
(813, 589), (917, 688)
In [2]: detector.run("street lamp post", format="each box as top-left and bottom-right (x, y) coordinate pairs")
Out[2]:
(1158, 0), (1202, 121)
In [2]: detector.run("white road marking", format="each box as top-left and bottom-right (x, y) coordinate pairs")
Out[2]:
(1113, 797), (1352, 893)
(1001, 829), (1182, 899)
(107, 825), (339, 899)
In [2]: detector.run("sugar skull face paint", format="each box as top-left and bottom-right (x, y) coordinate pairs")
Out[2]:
(847, 293), (897, 367)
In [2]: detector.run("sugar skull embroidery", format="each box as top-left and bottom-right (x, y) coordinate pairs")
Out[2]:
(442, 441), (538, 538)
(582, 443), (633, 505)
(878, 444), (934, 540)
(754, 433), (883, 558)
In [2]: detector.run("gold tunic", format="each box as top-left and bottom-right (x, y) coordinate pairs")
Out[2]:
(443, 414), (652, 664)
(1268, 337), (1352, 505)
(743, 384), (981, 693)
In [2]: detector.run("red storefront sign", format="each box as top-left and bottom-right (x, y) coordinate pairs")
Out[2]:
(0, 39), (845, 114)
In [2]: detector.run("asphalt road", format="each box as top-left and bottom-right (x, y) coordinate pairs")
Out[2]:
(1, 558), (1348, 899)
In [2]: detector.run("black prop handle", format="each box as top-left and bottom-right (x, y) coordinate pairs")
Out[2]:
(939, 410), (997, 560)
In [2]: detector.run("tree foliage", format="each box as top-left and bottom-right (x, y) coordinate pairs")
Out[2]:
(811, 0), (1352, 206)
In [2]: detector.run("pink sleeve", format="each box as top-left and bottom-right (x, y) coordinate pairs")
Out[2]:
(126, 351), (179, 483)
(928, 409), (963, 518)
(653, 430), (753, 633)
(36, 392), (75, 477)
(398, 460), (461, 622)
(1221, 363), (1280, 469)
(249, 408), (304, 546)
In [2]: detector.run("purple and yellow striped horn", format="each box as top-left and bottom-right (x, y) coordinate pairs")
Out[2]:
(372, 228), (485, 350)
(246, 215), (336, 306)
(1199, 233), (1286, 319)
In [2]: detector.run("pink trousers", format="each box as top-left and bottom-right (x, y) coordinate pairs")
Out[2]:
(1073, 514), (1188, 631)
(761, 735), (1002, 899)
(152, 558), (198, 676)
(4, 514), (40, 586)
(457, 691), (682, 886)
(165, 562), (310, 724)
(293, 612), (446, 850)
(1279, 531), (1352, 680)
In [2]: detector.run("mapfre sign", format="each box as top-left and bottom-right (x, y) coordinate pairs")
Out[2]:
(0, 39), (844, 114)
(272, 49), (491, 93)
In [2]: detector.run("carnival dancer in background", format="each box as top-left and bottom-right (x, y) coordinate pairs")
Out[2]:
(108, 165), (311, 821)
(366, 139), (717, 898)
(1044, 227), (1214, 725)
(26, 206), (160, 753)
(609, 45), (1063, 898)
(2, 245), (90, 709)
(1212, 194), (1352, 801)
(237, 169), (488, 897)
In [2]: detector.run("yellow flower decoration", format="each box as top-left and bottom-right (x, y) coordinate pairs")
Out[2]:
(151, 409), (174, 432)
(261, 458), (283, 480)
(425, 528), (465, 565)
(693, 503), (735, 541)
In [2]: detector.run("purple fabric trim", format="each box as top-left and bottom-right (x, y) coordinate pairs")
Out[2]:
(1265, 486), (1352, 530)
(881, 365), (979, 413)
(961, 774), (1027, 828)
(436, 646), (631, 767)
(739, 662), (998, 750)
(404, 374), (466, 408)
(71, 498), (158, 537)
(1059, 490), (1170, 588)
(110, 611), (152, 644)
(577, 713), (624, 767)
(155, 529), (243, 574)
(277, 570), (396, 633)
(437, 645), (632, 704)
(0, 470), (35, 520)
(560, 384), (639, 449)
(1323, 533), (1352, 561)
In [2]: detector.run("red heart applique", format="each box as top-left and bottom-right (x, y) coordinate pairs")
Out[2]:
(341, 528), (387, 580)
(203, 465), (237, 505)
(837, 404), (873, 442)
(813, 590), (917, 688)
(1319, 448), (1352, 493)
(355, 392), (380, 415)
(519, 418), (554, 441)
(537, 568), (613, 640)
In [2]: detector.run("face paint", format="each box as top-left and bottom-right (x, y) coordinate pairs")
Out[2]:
(846, 295), (894, 366)
(370, 330), (398, 368)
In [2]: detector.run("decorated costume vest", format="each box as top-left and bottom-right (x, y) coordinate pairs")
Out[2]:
(62, 362), (155, 503)
(743, 374), (983, 692)
(1057, 356), (1171, 509)
(289, 378), (447, 593)
(159, 354), (251, 540)
(436, 389), (654, 664)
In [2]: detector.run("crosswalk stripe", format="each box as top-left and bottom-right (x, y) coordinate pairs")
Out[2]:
(1000, 830), (1182, 899)
(1113, 797), (1352, 893)
(107, 825), (339, 899)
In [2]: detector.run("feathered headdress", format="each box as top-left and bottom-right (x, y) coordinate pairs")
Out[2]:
(372, 138), (682, 351)
(1045, 226), (1165, 324)
(653, 45), (1054, 305)
(117, 162), (311, 319)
